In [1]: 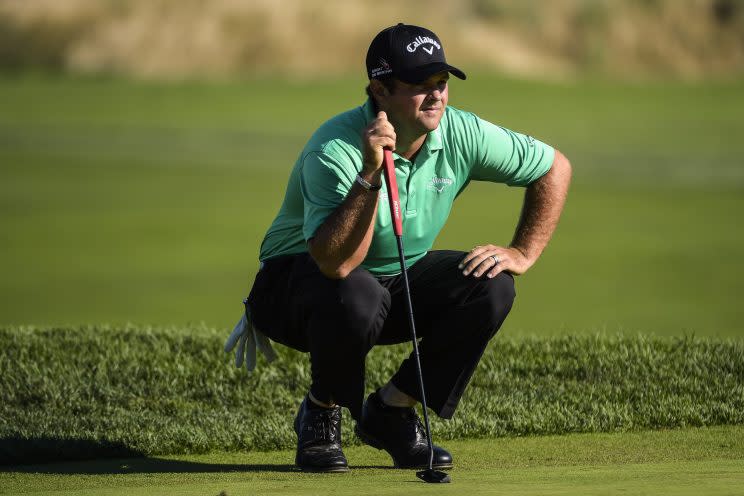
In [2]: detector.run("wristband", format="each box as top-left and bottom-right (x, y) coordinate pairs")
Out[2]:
(356, 173), (382, 191)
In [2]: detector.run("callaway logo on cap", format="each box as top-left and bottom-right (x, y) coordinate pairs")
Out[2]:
(366, 23), (466, 84)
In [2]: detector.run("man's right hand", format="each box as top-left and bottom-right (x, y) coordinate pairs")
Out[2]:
(362, 111), (396, 175)
(309, 112), (394, 279)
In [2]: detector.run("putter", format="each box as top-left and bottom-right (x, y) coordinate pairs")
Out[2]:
(381, 148), (451, 484)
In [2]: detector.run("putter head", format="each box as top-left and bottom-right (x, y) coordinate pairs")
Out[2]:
(416, 469), (451, 483)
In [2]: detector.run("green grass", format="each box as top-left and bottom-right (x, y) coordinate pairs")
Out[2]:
(2, 74), (743, 494)
(2, 427), (743, 495)
(2, 326), (742, 462)
(0, 75), (743, 335)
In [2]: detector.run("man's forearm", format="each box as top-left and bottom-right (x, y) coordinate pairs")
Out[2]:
(510, 150), (572, 262)
(308, 172), (382, 279)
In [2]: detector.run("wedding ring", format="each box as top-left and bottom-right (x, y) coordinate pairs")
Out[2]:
(490, 255), (500, 264)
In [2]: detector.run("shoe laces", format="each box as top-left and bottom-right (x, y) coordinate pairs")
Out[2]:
(311, 407), (341, 444)
(400, 408), (427, 441)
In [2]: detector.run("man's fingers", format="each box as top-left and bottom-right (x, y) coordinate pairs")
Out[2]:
(460, 245), (530, 278)
(486, 256), (508, 278)
(470, 254), (503, 277)
(370, 127), (396, 142)
(460, 246), (502, 276)
(458, 245), (485, 270)
(369, 134), (396, 150)
(364, 116), (396, 159)
(366, 121), (395, 137)
(461, 247), (518, 278)
(460, 253), (485, 275)
(462, 255), (486, 276)
(486, 265), (507, 278)
(487, 250), (529, 277)
(369, 111), (393, 131)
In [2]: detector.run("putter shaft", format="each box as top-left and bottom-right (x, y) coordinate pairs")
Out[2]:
(394, 234), (436, 471)
(381, 148), (437, 473)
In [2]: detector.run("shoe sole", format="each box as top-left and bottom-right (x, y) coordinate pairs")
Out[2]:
(297, 465), (350, 473)
(295, 453), (350, 473)
(354, 426), (453, 470)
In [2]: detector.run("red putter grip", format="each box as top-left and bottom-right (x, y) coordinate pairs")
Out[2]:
(382, 148), (403, 236)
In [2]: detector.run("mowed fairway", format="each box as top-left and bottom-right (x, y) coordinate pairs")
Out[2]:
(1, 75), (743, 336)
(2, 427), (743, 495)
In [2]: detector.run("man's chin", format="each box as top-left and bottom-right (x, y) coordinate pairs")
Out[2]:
(418, 114), (443, 132)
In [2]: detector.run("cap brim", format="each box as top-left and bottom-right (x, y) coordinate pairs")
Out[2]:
(397, 62), (467, 84)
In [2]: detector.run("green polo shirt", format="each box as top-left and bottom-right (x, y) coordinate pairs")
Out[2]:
(258, 99), (554, 276)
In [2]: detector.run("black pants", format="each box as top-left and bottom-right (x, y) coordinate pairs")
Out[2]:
(247, 250), (515, 420)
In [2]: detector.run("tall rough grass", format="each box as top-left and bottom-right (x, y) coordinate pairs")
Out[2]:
(0, 0), (742, 80)
(1, 326), (742, 464)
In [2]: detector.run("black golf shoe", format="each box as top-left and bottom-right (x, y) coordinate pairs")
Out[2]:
(293, 396), (349, 472)
(354, 391), (453, 469)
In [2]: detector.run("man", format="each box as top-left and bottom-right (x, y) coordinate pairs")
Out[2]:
(230, 23), (571, 472)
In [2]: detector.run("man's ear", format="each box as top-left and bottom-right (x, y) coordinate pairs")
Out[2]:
(369, 79), (388, 99)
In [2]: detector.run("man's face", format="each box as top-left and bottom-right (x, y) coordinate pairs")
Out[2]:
(381, 71), (449, 137)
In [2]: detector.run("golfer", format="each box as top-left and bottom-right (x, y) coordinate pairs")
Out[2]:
(232, 23), (571, 472)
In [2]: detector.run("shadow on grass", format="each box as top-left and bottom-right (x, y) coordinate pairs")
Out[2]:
(4, 457), (301, 475)
(1, 436), (144, 466)
(0, 437), (389, 474)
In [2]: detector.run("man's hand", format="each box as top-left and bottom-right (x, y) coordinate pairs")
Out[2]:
(362, 111), (396, 175)
(307, 113), (394, 279)
(459, 150), (572, 280)
(459, 245), (533, 278)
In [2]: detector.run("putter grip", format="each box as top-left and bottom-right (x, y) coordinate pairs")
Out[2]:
(382, 148), (403, 236)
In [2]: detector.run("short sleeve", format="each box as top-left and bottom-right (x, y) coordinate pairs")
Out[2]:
(470, 116), (555, 187)
(300, 151), (355, 241)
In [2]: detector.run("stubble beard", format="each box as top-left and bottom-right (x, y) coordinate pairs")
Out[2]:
(418, 106), (444, 133)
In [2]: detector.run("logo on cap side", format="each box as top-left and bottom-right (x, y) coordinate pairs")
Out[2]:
(371, 57), (393, 78)
(406, 36), (441, 54)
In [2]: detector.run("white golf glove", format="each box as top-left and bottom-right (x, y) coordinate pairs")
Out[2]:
(224, 302), (277, 372)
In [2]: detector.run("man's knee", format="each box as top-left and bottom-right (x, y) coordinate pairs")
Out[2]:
(486, 272), (516, 309)
(475, 272), (516, 326)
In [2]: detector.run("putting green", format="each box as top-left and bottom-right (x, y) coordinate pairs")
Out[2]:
(3, 426), (742, 495)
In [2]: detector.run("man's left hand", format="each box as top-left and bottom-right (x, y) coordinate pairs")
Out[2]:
(458, 245), (533, 278)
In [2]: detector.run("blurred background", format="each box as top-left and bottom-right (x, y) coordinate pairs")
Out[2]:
(1, 0), (742, 336)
